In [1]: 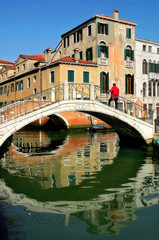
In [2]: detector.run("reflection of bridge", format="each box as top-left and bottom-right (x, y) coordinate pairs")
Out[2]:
(0, 83), (155, 146)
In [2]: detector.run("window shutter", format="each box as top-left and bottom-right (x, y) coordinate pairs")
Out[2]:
(98, 46), (101, 57)
(86, 49), (88, 61)
(105, 24), (108, 35)
(90, 47), (93, 60)
(81, 30), (83, 41)
(100, 72), (104, 93)
(106, 46), (109, 58)
(98, 23), (100, 34)
(131, 75), (134, 94)
(106, 72), (109, 91)
(146, 62), (148, 74)
(129, 28), (131, 38)
(131, 50), (134, 61)
(68, 70), (74, 82)
(125, 75), (127, 94)
(83, 72), (89, 83)
(124, 49), (127, 60)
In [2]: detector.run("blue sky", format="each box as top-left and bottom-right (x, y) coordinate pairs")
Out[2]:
(1, 0), (158, 62)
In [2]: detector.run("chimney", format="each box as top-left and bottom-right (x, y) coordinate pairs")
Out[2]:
(113, 9), (119, 20)
(44, 48), (52, 62)
(73, 48), (80, 63)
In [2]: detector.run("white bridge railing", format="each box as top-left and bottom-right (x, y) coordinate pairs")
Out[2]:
(0, 82), (154, 126)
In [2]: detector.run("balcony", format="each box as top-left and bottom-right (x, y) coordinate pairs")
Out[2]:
(148, 72), (159, 80)
(99, 57), (108, 66)
(125, 60), (133, 68)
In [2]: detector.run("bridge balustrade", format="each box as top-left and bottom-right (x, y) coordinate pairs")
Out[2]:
(0, 83), (154, 127)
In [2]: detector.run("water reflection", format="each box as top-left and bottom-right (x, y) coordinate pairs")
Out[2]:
(0, 129), (159, 238)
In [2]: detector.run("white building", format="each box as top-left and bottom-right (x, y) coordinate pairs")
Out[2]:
(135, 37), (159, 119)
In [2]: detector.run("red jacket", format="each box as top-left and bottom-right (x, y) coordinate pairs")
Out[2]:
(109, 86), (119, 99)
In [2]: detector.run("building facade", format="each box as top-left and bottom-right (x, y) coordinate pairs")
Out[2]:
(135, 38), (159, 119)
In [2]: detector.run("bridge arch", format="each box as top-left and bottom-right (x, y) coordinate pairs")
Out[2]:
(0, 100), (154, 147)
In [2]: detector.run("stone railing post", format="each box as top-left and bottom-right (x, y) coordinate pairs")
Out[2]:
(51, 87), (55, 102)
(64, 82), (69, 101)
(90, 82), (95, 100)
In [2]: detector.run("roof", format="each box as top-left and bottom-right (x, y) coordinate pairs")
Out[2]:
(4, 65), (16, 70)
(20, 54), (45, 61)
(52, 56), (96, 65)
(0, 60), (14, 65)
(96, 14), (137, 26)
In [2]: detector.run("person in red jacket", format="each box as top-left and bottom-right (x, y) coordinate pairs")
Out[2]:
(108, 83), (119, 109)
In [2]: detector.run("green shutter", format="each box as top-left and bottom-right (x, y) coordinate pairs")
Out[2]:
(125, 75), (127, 94)
(106, 72), (109, 91)
(98, 23), (100, 33)
(86, 49), (88, 61)
(83, 72), (89, 83)
(105, 24), (108, 35)
(129, 28), (131, 38)
(124, 49), (127, 60)
(90, 47), (93, 60)
(106, 46), (109, 58)
(146, 62), (148, 74)
(131, 50), (134, 61)
(131, 75), (134, 94)
(98, 45), (101, 57)
(77, 31), (79, 42)
(100, 72), (104, 93)
(68, 70), (74, 82)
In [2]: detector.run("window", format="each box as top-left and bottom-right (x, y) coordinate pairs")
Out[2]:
(33, 88), (37, 94)
(126, 28), (131, 39)
(124, 46), (134, 60)
(83, 71), (89, 83)
(88, 25), (92, 36)
(33, 75), (37, 82)
(157, 48), (159, 54)
(100, 72), (109, 93)
(17, 66), (19, 73)
(0, 87), (3, 95)
(86, 47), (93, 61)
(149, 60), (153, 72)
(125, 74), (134, 94)
(73, 33), (76, 43)
(15, 82), (19, 91)
(50, 71), (54, 83)
(1, 75), (3, 81)
(11, 83), (14, 92)
(77, 29), (82, 42)
(68, 70), (74, 82)
(143, 83), (146, 97)
(148, 46), (152, 52)
(5, 73), (7, 79)
(142, 60), (148, 74)
(67, 36), (70, 47)
(143, 45), (146, 51)
(4, 86), (7, 94)
(98, 43), (109, 58)
(148, 82), (151, 96)
(98, 23), (108, 35)
(19, 80), (23, 90)
(27, 78), (31, 88)
(22, 64), (25, 71)
(79, 51), (83, 60)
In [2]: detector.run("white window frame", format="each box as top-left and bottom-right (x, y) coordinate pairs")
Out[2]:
(27, 78), (31, 88)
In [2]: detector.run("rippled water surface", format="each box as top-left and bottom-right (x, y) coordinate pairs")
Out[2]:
(0, 128), (159, 240)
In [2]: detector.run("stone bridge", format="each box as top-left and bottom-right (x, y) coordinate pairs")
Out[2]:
(0, 83), (155, 147)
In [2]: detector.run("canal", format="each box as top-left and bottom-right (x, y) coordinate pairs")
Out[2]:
(0, 128), (159, 240)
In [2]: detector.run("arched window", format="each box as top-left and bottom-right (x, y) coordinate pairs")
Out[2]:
(148, 82), (152, 96)
(124, 45), (134, 61)
(98, 41), (109, 58)
(143, 82), (146, 97)
(149, 60), (153, 72)
(142, 59), (147, 74)
(100, 72), (109, 93)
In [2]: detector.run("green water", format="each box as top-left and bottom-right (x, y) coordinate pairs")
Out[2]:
(0, 128), (159, 240)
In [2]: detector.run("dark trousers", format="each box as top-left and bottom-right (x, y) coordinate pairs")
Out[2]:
(108, 98), (118, 109)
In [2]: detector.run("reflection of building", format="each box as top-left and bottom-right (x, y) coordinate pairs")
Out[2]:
(2, 130), (119, 189)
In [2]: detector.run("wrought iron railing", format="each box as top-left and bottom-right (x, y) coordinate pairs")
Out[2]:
(0, 83), (154, 125)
